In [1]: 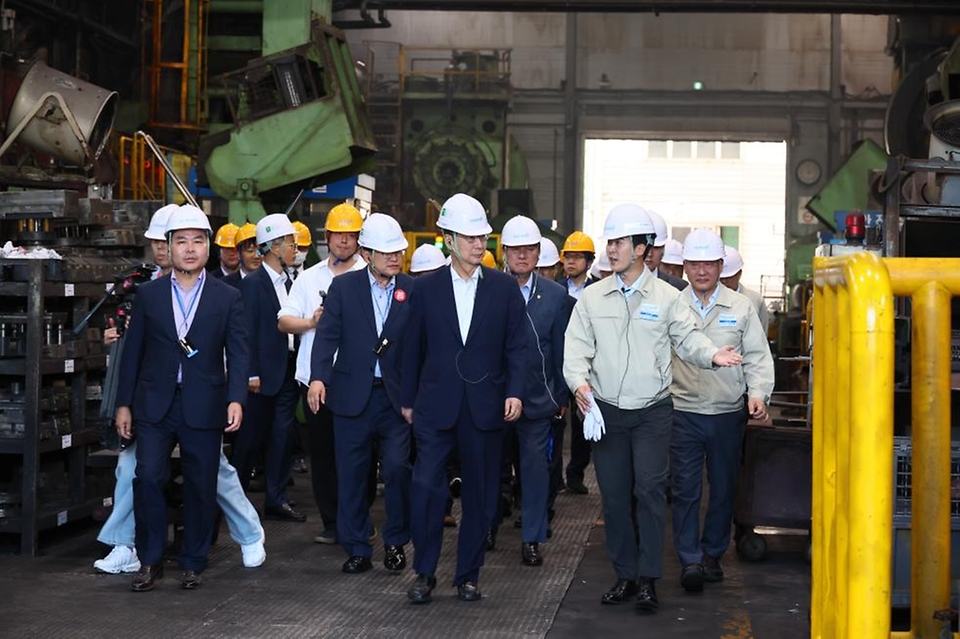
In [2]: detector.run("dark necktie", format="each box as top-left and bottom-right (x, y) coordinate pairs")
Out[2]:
(284, 275), (292, 294)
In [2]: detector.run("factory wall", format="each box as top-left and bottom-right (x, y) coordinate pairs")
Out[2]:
(346, 11), (892, 244)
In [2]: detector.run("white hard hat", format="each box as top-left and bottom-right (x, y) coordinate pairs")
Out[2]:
(144, 203), (179, 240)
(537, 238), (560, 267)
(501, 215), (542, 247)
(721, 245), (744, 277)
(256, 213), (296, 246)
(601, 203), (656, 241)
(682, 228), (726, 261)
(590, 250), (612, 278)
(358, 213), (409, 253)
(661, 238), (685, 266)
(410, 244), (447, 273)
(646, 210), (668, 247)
(436, 193), (492, 236)
(165, 204), (212, 236)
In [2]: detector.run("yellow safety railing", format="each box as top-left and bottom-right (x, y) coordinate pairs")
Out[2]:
(812, 252), (960, 639)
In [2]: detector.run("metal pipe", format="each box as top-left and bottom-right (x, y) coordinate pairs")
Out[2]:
(208, 0), (262, 12)
(134, 131), (199, 208)
(909, 281), (952, 639)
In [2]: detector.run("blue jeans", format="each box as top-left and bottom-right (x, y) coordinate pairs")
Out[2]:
(98, 443), (263, 549)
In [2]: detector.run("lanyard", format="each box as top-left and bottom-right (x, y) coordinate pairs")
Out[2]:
(173, 271), (204, 336)
(371, 281), (394, 332)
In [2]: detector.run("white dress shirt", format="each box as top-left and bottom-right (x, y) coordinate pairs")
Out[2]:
(450, 264), (481, 345)
(278, 255), (365, 386)
(264, 264), (294, 351)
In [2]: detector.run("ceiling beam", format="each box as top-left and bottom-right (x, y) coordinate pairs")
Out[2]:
(351, 0), (960, 14)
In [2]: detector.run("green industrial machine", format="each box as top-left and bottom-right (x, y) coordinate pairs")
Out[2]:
(198, 0), (375, 224)
(400, 49), (529, 214)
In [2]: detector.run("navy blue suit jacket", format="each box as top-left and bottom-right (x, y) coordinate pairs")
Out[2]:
(521, 274), (574, 421)
(559, 275), (593, 297)
(311, 269), (414, 417)
(401, 266), (527, 431)
(239, 266), (289, 397)
(116, 274), (249, 429)
(222, 271), (241, 289)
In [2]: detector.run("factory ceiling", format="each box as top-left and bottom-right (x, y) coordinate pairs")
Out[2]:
(337, 0), (959, 14)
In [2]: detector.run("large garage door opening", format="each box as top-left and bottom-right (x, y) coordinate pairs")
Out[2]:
(582, 138), (787, 299)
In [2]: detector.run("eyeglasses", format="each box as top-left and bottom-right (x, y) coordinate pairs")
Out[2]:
(459, 234), (489, 245)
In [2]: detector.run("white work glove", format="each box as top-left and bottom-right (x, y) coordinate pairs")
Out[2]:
(582, 390), (606, 442)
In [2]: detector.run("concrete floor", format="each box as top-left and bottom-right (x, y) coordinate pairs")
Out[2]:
(0, 465), (810, 638)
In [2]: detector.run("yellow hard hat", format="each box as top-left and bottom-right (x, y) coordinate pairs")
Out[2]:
(234, 222), (258, 246)
(325, 203), (363, 232)
(481, 250), (496, 269)
(562, 231), (595, 255)
(292, 221), (312, 247)
(214, 222), (240, 248)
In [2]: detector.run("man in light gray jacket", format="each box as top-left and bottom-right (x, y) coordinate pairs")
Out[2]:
(564, 204), (742, 613)
(670, 229), (774, 593)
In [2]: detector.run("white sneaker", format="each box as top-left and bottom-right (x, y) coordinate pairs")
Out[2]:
(241, 538), (266, 568)
(94, 545), (141, 574)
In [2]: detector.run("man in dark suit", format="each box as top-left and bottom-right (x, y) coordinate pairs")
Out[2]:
(210, 222), (240, 279)
(498, 216), (574, 567)
(646, 210), (688, 292)
(307, 213), (413, 575)
(116, 205), (249, 592)
(232, 213), (305, 522)
(401, 193), (527, 604)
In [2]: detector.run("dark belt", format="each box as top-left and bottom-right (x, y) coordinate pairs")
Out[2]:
(372, 378), (384, 388)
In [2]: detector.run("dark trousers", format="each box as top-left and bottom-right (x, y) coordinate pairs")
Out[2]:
(303, 385), (338, 531)
(133, 391), (221, 572)
(593, 397), (672, 580)
(547, 415), (565, 516)
(231, 359), (299, 509)
(670, 408), (746, 566)
(411, 401), (503, 585)
(566, 397), (591, 484)
(334, 385), (412, 558)
(302, 384), (378, 533)
(511, 415), (551, 543)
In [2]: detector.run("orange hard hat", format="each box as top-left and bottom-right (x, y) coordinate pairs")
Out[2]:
(325, 203), (363, 233)
(234, 222), (258, 246)
(214, 222), (240, 248)
(292, 220), (312, 247)
(481, 250), (496, 269)
(562, 231), (595, 255)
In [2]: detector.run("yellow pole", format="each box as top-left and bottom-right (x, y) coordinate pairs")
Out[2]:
(835, 283), (851, 639)
(811, 258), (826, 638)
(910, 281), (952, 638)
(845, 254), (894, 637)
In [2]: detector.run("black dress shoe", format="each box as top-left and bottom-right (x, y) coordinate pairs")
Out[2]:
(131, 564), (164, 592)
(342, 556), (373, 574)
(702, 554), (724, 582)
(567, 481), (589, 495)
(636, 577), (659, 612)
(384, 544), (406, 572)
(521, 542), (543, 567)
(601, 578), (637, 605)
(407, 573), (436, 604)
(680, 563), (704, 592)
(485, 527), (497, 551)
(180, 570), (202, 590)
(457, 580), (481, 602)
(264, 503), (306, 522)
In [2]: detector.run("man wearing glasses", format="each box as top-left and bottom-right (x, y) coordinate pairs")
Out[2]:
(401, 193), (527, 604)
(307, 213), (414, 576)
(232, 214), (306, 523)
